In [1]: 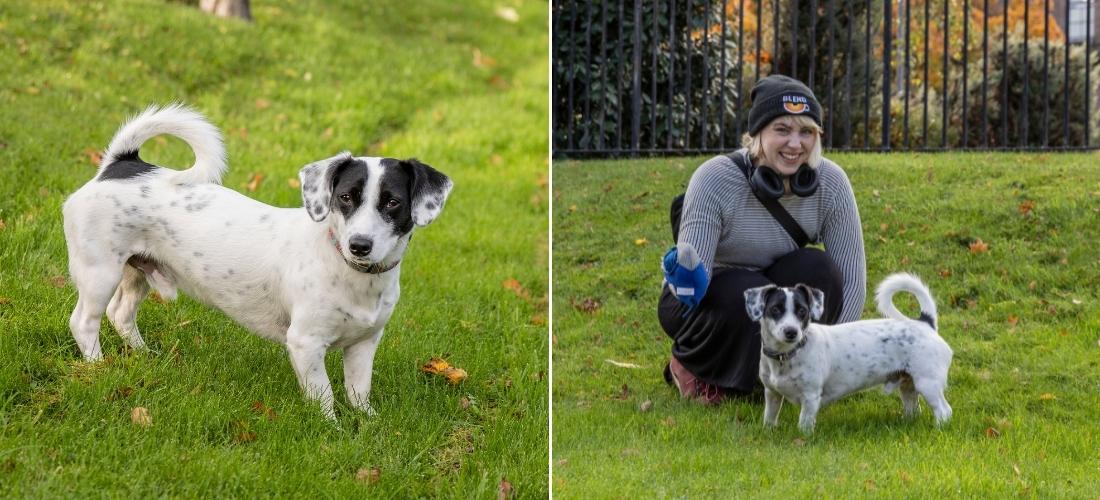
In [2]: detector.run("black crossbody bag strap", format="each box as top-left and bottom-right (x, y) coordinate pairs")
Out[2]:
(728, 152), (810, 248)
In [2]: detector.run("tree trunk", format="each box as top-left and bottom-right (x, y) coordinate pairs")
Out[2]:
(199, 0), (252, 22)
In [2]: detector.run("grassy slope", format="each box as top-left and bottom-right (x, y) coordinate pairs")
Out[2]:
(552, 152), (1100, 497)
(0, 0), (547, 496)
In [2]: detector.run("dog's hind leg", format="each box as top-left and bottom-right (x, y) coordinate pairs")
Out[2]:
(898, 375), (920, 417)
(106, 264), (150, 350)
(68, 262), (125, 361)
(915, 378), (952, 425)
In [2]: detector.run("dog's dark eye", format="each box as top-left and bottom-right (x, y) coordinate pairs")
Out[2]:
(796, 307), (806, 318)
(386, 198), (400, 209)
(339, 194), (352, 203)
(768, 306), (781, 316)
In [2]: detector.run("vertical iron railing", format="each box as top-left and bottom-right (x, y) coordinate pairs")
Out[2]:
(552, 0), (1100, 157)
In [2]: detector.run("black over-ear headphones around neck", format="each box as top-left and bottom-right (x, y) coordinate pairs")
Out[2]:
(739, 151), (819, 199)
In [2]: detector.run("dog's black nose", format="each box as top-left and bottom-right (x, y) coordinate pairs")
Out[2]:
(348, 236), (373, 257)
(783, 328), (798, 341)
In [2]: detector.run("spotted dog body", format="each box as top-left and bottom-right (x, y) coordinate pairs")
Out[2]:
(62, 105), (452, 419)
(744, 273), (953, 434)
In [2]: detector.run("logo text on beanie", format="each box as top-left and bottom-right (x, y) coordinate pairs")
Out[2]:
(782, 95), (809, 114)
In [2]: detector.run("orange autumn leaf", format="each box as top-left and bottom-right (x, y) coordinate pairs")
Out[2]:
(502, 278), (530, 299)
(968, 239), (989, 254)
(420, 357), (467, 385)
(420, 357), (451, 374)
(244, 172), (264, 192)
(1007, 315), (1019, 327)
(83, 148), (102, 166)
(1018, 200), (1035, 215)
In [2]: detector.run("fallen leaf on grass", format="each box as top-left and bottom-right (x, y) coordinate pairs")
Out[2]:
(107, 386), (134, 401)
(792, 438), (807, 447)
(568, 204), (577, 212)
(494, 6), (519, 22)
(1018, 200), (1035, 215)
(355, 467), (381, 484)
(501, 278), (530, 300)
(1039, 393), (1056, 401)
(420, 357), (468, 385)
(251, 401), (277, 420)
(498, 478), (514, 499)
(634, 238), (648, 246)
(529, 313), (545, 326)
(639, 400), (653, 412)
(571, 297), (601, 313)
(0, 297), (11, 305)
(605, 359), (642, 369)
(47, 276), (66, 288)
(1007, 315), (1019, 327)
(83, 148), (102, 166)
(0, 219), (5, 230)
(244, 172), (264, 192)
(131, 407), (152, 427)
(984, 427), (1001, 438)
(968, 239), (989, 254)
(287, 178), (301, 189)
(472, 48), (497, 69)
(254, 98), (271, 110)
(611, 383), (629, 400)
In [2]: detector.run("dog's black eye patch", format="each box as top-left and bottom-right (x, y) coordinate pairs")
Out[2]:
(98, 150), (160, 181)
(377, 159), (415, 235)
(763, 288), (787, 319)
(329, 159), (368, 218)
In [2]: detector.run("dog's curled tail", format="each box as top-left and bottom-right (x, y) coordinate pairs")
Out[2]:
(100, 103), (227, 185)
(875, 272), (938, 331)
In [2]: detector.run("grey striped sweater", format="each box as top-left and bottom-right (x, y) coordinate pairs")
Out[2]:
(679, 150), (866, 322)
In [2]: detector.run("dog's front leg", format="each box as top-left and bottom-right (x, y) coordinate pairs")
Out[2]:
(762, 386), (783, 427)
(343, 332), (382, 416)
(286, 328), (336, 420)
(797, 394), (821, 435)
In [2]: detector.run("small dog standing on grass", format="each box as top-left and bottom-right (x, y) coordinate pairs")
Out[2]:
(62, 105), (452, 419)
(744, 273), (953, 434)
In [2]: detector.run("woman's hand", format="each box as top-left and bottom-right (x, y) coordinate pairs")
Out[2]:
(662, 243), (708, 310)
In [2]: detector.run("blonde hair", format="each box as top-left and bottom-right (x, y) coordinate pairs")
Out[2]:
(741, 115), (824, 169)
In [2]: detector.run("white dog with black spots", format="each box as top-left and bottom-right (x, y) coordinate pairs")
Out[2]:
(63, 104), (452, 419)
(744, 273), (953, 434)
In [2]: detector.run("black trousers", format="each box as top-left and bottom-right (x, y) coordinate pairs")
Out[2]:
(659, 197), (844, 393)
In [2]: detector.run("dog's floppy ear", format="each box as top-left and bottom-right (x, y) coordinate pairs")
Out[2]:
(797, 284), (825, 321)
(401, 158), (453, 227)
(299, 152), (354, 222)
(744, 285), (776, 322)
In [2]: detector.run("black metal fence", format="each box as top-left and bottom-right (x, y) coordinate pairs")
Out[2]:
(553, 0), (1100, 157)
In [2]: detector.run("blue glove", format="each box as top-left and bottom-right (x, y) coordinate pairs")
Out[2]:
(662, 243), (709, 310)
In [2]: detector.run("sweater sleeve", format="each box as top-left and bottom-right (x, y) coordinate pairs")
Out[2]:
(676, 156), (732, 278)
(819, 165), (867, 323)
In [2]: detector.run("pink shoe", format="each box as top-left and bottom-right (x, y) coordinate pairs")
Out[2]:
(667, 356), (725, 406)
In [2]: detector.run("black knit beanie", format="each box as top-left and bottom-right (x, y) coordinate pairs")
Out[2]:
(747, 75), (823, 136)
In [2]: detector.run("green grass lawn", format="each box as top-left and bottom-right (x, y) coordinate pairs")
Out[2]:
(0, 0), (547, 496)
(552, 152), (1100, 497)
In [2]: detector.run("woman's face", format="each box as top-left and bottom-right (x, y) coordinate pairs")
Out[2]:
(759, 117), (817, 176)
